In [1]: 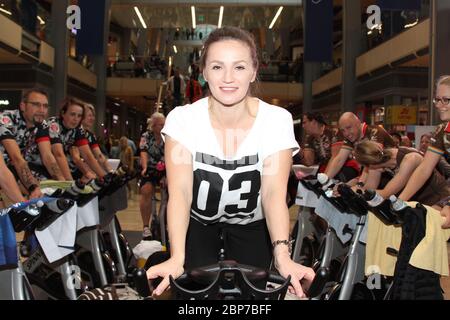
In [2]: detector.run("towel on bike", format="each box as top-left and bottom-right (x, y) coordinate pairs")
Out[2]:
(295, 182), (319, 208)
(39, 180), (94, 195)
(76, 196), (100, 231)
(315, 197), (367, 244)
(365, 202), (450, 277)
(34, 203), (77, 263)
(133, 240), (163, 261)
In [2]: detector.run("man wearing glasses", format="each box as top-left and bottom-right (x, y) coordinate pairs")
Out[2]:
(0, 88), (65, 200)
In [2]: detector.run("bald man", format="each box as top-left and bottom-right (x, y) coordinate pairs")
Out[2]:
(324, 112), (395, 180)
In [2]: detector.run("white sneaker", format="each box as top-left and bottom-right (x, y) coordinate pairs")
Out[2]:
(142, 227), (152, 240)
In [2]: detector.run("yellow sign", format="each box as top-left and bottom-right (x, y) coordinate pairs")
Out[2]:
(385, 105), (417, 125)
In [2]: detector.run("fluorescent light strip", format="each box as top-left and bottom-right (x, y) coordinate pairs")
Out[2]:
(269, 6), (283, 29)
(191, 6), (196, 29)
(218, 6), (224, 28)
(404, 19), (419, 29)
(0, 8), (12, 15)
(173, 45), (177, 53)
(134, 6), (147, 29)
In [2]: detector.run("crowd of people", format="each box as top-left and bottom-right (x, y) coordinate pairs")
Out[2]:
(2, 26), (450, 300)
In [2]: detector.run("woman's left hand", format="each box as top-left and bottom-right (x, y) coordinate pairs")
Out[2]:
(275, 255), (315, 298)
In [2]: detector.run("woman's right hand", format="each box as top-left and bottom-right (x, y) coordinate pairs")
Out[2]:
(146, 257), (184, 296)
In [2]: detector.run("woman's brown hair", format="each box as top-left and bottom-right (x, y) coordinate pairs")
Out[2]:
(59, 97), (85, 125)
(354, 140), (392, 166)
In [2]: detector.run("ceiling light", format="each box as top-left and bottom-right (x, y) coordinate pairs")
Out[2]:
(173, 45), (177, 54)
(191, 6), (196, 29)
(404, 19), (418, 29)
(269, 6), (283, 29)
(134, 6), (147, 29)
(37, 15), (45, 25)
(218, 6), (224, 28)
(0, 8), (12, 15)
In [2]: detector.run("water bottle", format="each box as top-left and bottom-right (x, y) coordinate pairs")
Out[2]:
(363, 190), (397, 225)
(317, 173), (335, 191)
(363, 189), (384, 207)
(389, 195), (409, 224)
(116, 165), (129, 176)
(66, 180), (85, 196)
(89, 178), (104, 192)
(35, 199), (75, 231)
(45, 198), (74, 214)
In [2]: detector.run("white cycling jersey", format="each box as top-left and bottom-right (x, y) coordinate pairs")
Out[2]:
(162, 97), (299, 225)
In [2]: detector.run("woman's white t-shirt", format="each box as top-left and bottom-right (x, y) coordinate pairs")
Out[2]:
(162, 97), (299, 225)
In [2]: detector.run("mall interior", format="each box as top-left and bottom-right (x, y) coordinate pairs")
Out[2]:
(0, 0), (441, 142)
(1, 0), (450, 302)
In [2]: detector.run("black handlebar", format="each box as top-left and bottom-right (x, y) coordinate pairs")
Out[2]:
(133, 268), (154, 299)
(337, 184), (368, 216)
(168, 260), (290, 300)
(307, 267), (330, 299)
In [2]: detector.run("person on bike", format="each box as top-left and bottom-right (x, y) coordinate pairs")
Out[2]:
(0, 88), (66, 199)
(400, 76), (450, 201)
(81, 103), (113, 173)
(146, 27), (314, 298)
(324, 112), (395, 182)
(301, 112), (359, 182)
(47, 98), (107, 183)
(354, 140), (450, 207)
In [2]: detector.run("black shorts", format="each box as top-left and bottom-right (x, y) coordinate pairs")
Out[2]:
(185, 217), (272, 272)
(138, 169), (165, 188)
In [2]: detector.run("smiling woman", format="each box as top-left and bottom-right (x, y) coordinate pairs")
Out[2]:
(145, 26), (315, 299)
(399, 75), (450, 203)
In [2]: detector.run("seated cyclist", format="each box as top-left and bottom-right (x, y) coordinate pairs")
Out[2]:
(301, 112), (359, 182)
(324, 112), (396, 183)
(0, 88), (68, 199)
(47, 98), (107, 183)
(81, 103), (114, 173)
(354, 140), (450, 208)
